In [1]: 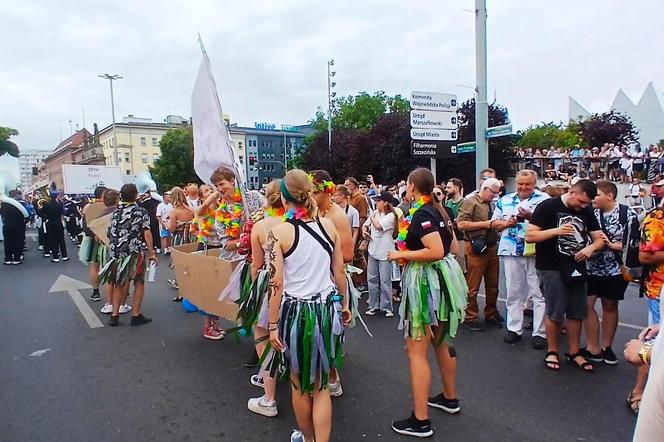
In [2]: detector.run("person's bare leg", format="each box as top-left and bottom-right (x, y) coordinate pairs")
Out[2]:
(112, 283), (129, 316)
(601, 298), (619, 349)
(566, 318), (593, 370)
(406, 329), (432, 420)
(311, 384), (332, 442)
(432, 326), (457, 400)
(582, 295), (600, 354)
(254, 326), (277, 402)
(89, 262), (99, 289)
(545, 318), (561, 353)
(632, 365), (649, 397)
(132, 280), (145, 316)
(329, 368), (338, 384)
(291, 378), (314, 442)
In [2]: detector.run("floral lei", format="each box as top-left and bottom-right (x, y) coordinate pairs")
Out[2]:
(191, 206), (215, 243)
(309, 174), (336, 194)
(395, 195), (432, 253)
(265, 207), (286, 218)
(282, 207), (308, 222)
(215, 188), (243, 239)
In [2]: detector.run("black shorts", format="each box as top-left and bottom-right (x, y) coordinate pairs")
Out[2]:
(587, 275), (628, 301)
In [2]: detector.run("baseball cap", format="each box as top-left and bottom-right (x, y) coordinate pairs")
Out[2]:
(373, 191), (394, 204)
(655, 179), (664, 187)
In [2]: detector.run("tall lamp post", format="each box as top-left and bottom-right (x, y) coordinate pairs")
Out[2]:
(327, 60), (336, 153)
(98, 74), (123, 167)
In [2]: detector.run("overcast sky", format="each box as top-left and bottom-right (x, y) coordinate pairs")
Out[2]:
(1, 0), (663, 179)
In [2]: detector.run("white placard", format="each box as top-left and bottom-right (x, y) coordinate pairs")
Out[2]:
(410, 128), (458, 141)
(62, 165), (123, 194)
(410, 110), (458, 129)
(410, 91), (458, 112)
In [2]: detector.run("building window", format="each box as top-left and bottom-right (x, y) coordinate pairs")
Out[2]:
(140, 137), (146, 146)
(141, 153), (148, 164)
(238, 142), (243, 149)
(239, 156), (244, 163)
(126, 170), (131, 175)
(153, 153), (160, 162)
(152, 137), (158, 146)
(125, 153), (130, 162)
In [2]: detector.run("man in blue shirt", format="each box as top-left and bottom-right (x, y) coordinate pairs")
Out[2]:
(491, 170), (549, 348)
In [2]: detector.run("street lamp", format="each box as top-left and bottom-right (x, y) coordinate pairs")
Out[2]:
(327, 59), (336, 153)
(98, 74), (123, 167)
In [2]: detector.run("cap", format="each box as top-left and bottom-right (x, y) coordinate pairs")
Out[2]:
(655, 179), (664, 187)
(373, 191), (394, 203)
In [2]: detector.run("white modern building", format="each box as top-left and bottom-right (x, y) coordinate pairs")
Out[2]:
(18, 149), (52, 189)
(570, 82), (664, 147)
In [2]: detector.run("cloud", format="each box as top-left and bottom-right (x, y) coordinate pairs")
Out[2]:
(0, 0), (662, 157)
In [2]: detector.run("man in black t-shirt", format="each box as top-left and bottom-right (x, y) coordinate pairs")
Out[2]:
(526, 179), (604, 372)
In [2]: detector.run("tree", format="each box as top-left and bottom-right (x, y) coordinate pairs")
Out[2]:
(578, 110), (639, 147)
(456, 99), (513, 188)
(150, 126), (199, 192)
(0, 126), (20, 158)
(518, 122), (580, 149)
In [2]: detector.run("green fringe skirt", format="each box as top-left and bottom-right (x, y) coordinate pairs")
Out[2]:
(262, 293), (344, 394)
(236, 267), (270, 333)
(98, 252), (147, 286)
(399, 255), (468, 343)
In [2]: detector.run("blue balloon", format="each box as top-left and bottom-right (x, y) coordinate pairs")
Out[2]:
(181, 298), (199, 313)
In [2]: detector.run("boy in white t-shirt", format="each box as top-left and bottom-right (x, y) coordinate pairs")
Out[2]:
(156, 191), (173, 254)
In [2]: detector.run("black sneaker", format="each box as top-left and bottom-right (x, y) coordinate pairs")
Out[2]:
(503, 331), (521, 344)
(108, 315), (119, 327)
(532, 336), (547, 350)
(463, 320), (484, 332)
(579, 347), (603, 363)
(391, 412), (433, 438)
(485, 317), (503, 328)
(494, 312), (505, 322)
(428, 393), (460, 414)
(130, 314), (152, 326)
(602, 347), (618, 365)
(90, 290), (102, 302)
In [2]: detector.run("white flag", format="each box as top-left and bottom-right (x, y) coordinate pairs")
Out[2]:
(191, 38), (245, 187)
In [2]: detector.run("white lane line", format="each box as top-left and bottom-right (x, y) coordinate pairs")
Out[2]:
(477, 293), (647, 331)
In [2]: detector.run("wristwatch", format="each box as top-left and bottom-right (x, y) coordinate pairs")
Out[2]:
(639, 342), (654, 365)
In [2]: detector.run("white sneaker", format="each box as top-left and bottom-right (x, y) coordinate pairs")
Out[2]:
(250, 374), (264, 388)
(100, 304), (113, 314)
(290, 429), (305, 442)
(119, 304), (132, 314)
(62, 256), (70, 261)
(385, 310), (394, 317)
(51, 258), (60, 263)
(247, 395), (278, 417)
(329, 380), (343, 397)
(38, 245), (44, 251)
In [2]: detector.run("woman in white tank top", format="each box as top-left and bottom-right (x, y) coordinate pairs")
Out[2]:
(264, 170), (350, 442)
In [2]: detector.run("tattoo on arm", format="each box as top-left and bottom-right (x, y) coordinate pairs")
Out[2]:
(265, 231), (278, 300)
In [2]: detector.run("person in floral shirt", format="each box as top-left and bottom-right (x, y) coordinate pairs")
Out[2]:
(627, 180), (664, 414)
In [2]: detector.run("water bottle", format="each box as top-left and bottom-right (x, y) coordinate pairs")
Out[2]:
(148, 261), (157, 282)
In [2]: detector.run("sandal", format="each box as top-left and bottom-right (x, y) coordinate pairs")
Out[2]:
(173, 296), (183, 302)
(544, 351), (560, 371)
(564, 352), (594, 373)
(393, 295), (401, 303)
(627, 392), (642, 415)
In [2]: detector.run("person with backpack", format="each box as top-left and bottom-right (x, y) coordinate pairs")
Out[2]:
(581, 180), (636, 365)
(363, 191), (398, 317)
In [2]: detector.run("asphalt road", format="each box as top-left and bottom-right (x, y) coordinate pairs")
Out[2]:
(0, 233), (645, 442)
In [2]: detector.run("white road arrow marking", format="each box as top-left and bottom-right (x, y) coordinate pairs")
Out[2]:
(30, 348), (51, 357)
(49, 275), (104, 328)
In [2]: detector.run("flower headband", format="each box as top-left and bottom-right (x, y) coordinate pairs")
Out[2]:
(308, 174), (336, 194)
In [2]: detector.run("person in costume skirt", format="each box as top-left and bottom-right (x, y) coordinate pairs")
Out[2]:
(166, 186), (194, 302)
(387, 168), (468, 438)
(234, 179), (285, 417)
(264, 170), (350, 442)
(99, 184), (158, 327)
(78, 186), (108, 300)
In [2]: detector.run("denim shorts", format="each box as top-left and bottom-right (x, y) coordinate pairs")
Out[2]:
(648, 298), (661, 326)
(159, 228), (170, 238)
